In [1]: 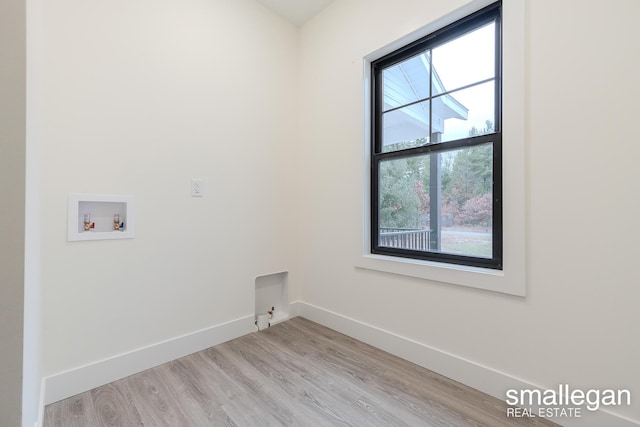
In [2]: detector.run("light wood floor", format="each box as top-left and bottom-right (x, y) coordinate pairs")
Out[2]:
(45, 317), (557, 426)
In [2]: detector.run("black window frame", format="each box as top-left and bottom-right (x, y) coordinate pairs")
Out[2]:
(371, 1), (503, 270)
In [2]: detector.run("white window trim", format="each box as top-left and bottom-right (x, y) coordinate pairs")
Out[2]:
(358, 0), (526, 297)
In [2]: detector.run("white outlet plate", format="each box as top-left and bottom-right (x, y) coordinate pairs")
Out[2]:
(191, 179), (204, 197)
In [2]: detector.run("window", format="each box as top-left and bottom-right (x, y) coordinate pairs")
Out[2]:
(371, 2), (502, 270)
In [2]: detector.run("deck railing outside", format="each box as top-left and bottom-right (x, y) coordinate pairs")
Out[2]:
(379, 228), (432, 251)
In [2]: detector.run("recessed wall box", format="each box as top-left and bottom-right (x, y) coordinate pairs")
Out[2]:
(68, 193), (135, 241)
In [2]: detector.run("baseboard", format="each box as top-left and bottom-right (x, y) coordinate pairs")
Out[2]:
(43, 314), (256, 405)
(292, 301), (638, 427)
(37, 377), (46, 427)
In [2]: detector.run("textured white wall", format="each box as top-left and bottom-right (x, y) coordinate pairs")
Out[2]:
(40, 0), (299, 376)
(297, 0), (640, 422)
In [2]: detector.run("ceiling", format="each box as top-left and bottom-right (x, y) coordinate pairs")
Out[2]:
(255, 0), (335, 26)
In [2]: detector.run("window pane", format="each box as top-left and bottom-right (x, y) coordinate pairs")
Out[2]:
(382, 52), (430, 112)
(382, 101), (430, 152)
(436, 81), (495, 142)
(378, 143), (493, 259)
(378, 154), (430, 240)
(432, 22), (495, 95)
(440, 144), (493, 258)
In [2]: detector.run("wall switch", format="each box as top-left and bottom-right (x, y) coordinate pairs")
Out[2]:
(191, 179), (204, 197)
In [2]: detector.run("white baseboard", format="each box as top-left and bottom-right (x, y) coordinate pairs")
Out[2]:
(37, 377), (45, 427)
(43, 314), (256, 405)
(291, 301), (638, 427)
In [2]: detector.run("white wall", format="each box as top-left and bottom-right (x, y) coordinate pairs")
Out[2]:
(40, 0), (299, 378)
(297, 0), (640, 423)
(0, 0), (26, 425)
(24, 0), (44, 424)
(2, 1), (43, 425)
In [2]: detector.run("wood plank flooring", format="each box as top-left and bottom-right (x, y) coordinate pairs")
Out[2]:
(45, 317), (557, 426)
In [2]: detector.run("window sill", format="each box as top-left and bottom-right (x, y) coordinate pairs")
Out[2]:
(356, 253), (524, 296)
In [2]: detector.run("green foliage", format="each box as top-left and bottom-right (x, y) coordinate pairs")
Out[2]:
(378, 122), (494, 229)
(443, 143), (492, 219)
(382, 137), (428, 153)
(379, 157), (425, 228)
